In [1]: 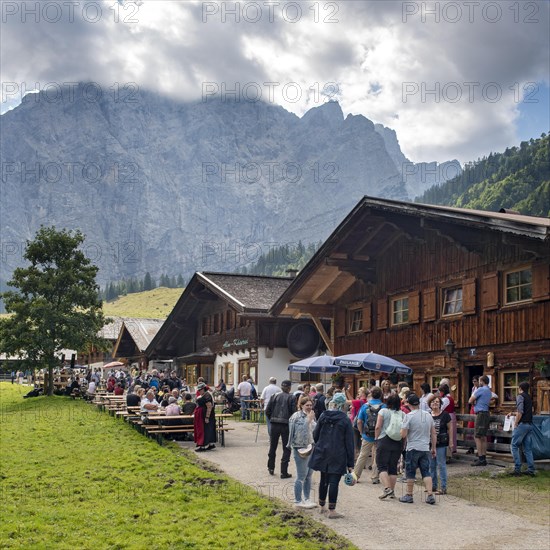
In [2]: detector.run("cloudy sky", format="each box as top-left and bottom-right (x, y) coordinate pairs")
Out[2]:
(1, 0), (549, 163)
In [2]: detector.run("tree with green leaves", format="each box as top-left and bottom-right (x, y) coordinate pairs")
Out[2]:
(0, 227), (108, 395)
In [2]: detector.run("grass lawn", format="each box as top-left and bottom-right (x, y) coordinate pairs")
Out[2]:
(0, 383), (355, 550)
(103, 288), (183, 319)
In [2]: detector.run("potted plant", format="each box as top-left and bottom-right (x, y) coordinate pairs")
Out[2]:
(533, 357), (550, 379)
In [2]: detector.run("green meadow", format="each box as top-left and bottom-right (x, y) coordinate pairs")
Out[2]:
(0, 383), (354, 550)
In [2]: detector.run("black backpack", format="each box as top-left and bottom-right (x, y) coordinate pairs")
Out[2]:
(364, 403), (382, 438)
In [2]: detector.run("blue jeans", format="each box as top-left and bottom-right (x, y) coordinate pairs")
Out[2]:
(292, 448), (313, 502)
(240, 397), (250, 420)
(430, 446), (448, 491)
(511, 423), (535, 473)
(266, 415), (271, 436)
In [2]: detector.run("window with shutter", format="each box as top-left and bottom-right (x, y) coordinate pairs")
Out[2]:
(349, 309), (363, 333)
(481, 272), (499, 311)
(423, 287), (436, 322)
(377, 298), (388, 330)
(504, 267), (532, 305)
(408, 291), (420, 324)
(462, 278), (476, 315)
(335, 309), (346, 337)
(532, 262), (550, 302)
(391, 295), (409, 326)
(362, 303), (372, 332)
(441, 286), (463, 317)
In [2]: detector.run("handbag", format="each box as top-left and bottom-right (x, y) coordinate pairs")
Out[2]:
(437, 432), (449, 446)
(297, 444), (313, 458)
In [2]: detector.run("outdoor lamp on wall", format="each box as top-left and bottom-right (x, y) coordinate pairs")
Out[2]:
(444, 338), (456, 357)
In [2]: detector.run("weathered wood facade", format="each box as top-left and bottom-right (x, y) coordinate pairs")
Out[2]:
(271, 197), (550, 413)
(146, 272), (319, 389)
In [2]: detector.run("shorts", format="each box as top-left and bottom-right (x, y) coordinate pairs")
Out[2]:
(405, 449), (431, 480)
(376, 436), (402, 476)
(475, 411), (490, 437)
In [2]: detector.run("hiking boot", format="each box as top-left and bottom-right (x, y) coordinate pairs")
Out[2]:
(280, 473), (292, 479)
(372, 479), (380, 485)
(426, 494), (436, 505)
(522, 471), (536, 477)
(399, 494), (414, 504)
(379, 488), (394, 500)
(508, 470), (522, 477)
(471, 458), (487, 466)
(328, 511), (344, 519)
(268, 468), (274, 475)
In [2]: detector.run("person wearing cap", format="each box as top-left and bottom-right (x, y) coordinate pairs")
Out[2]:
(308, 392), (355, 519)
(399, 393), (437, 505)
(193, 382), (217, 452)
(261, 377), (281, 436)
(266, 380), (295, 478)
(287, 396), (317, 509)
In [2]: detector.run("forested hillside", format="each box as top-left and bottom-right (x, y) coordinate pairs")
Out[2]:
(418, 134), (549, 217)
(237, 241), (321, 276)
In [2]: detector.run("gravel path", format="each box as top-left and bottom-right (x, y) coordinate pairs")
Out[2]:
(178, 421), (549, 549)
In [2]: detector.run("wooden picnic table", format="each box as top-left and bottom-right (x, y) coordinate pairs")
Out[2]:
(146, 413), (234, 446)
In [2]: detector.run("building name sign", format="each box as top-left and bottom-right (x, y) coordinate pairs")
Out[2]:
(222, 338), (249, 349)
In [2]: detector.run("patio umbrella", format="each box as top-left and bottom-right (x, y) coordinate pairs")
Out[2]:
(103, 361), (125, 369)
(333, 352), (413, 375)
(288, 355), (356, 374)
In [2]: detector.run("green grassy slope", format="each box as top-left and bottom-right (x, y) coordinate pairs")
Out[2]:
(102, 287), (183, 318)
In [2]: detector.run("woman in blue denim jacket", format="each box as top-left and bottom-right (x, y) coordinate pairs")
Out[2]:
(288, 396), (317, 508)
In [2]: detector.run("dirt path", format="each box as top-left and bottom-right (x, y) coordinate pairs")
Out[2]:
(178, 421), (549, 550)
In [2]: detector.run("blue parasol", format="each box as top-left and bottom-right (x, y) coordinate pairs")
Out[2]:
(288, 355), (357, 374)
(333, 352), (412, 375)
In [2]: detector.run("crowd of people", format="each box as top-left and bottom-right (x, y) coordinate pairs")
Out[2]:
(30, 363), (536, 516)
(261, 374), (536, 518)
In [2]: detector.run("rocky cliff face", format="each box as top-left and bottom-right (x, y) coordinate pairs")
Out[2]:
(0, 85), (459, 285)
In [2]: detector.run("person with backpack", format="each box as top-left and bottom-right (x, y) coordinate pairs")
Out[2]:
(375, 393), (405, 499)
(353, 386), (386, 483)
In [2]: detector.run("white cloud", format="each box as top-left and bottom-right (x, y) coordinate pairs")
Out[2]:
(1, 0), (548, 163)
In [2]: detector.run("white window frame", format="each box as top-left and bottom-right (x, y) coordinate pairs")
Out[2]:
(349, 309), (363, 333)
(504, 267), (532, 305)
(441, 285), (463, 317)
(500, 370), (530, 405)
(391, 295), (409, 326)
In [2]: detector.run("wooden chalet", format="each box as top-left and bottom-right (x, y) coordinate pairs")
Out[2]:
(112, 318), (165, 369)
(146, 272), (322, 389)
(79, 317), (124, 367)
(271, 197), (550, 413)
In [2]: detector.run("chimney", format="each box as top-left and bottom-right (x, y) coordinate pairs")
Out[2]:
(286, 269), (298, 279)
(499, 208), (520, 214)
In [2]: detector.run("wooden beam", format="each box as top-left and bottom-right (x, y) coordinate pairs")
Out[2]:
(286, 303), (334, 318)
(310, 316), (334, 356)
(354, 222), (387, 253)
(377, 230), (404, 255)
(310, 269), (341, 302)
(325, 258), (376, 270)
(321, 274), (357, 303)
